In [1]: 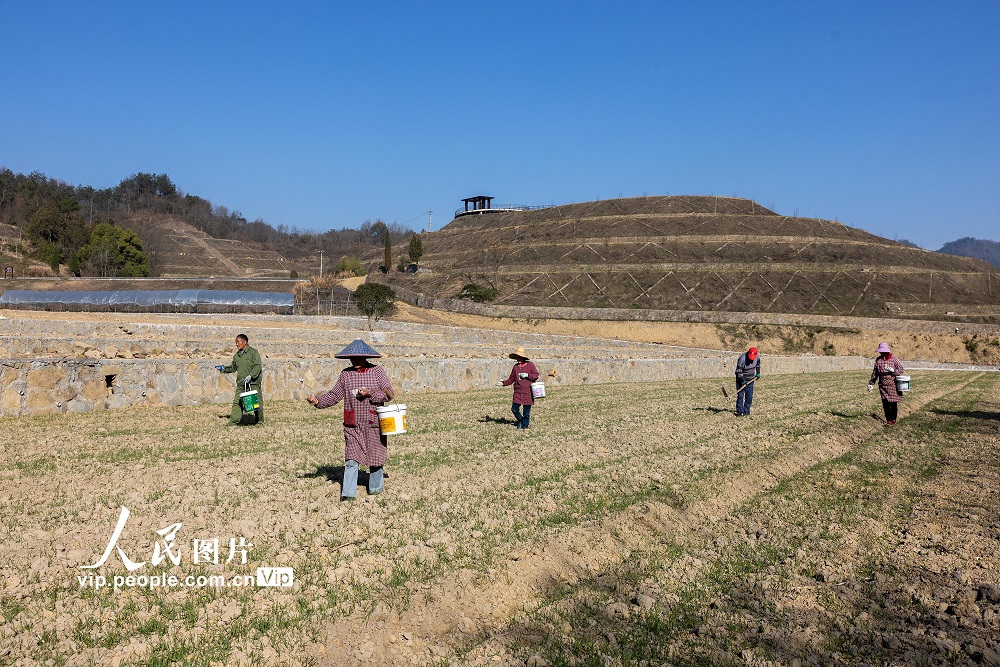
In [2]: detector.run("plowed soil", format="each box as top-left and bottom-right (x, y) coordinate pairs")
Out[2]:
(1, 369), (997, 666)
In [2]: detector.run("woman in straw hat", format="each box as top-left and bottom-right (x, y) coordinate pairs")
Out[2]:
(307, 339), (395, 500)
(500, 346), (540, 429)
(868, 342), (905, 426)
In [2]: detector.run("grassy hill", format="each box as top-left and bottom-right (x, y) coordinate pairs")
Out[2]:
(381, 196), (1000, 321)
(0, 215), (314, 281)
(134, 214), (311, 278)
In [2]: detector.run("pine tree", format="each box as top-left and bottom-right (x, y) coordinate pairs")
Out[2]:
(408, 234), (423, 268)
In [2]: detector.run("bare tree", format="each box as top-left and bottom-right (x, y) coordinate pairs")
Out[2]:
(481, 236), (516, 290)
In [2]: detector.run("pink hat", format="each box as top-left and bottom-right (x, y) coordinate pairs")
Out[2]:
(876, 342), (891, 354)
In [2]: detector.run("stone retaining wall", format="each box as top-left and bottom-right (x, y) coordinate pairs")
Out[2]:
(0, 354), (872, 417)
(0, 314), (699, 362)
(1, 308), (954, 417)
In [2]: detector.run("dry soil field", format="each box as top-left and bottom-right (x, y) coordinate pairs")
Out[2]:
(1, 368), (998, 666)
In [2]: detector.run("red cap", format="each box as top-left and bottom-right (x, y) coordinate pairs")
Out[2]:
(747, 347), (758, 360)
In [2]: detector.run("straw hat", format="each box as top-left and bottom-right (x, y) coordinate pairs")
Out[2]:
(876, 342), (891, 354)
(508, 346), (529, 360)
(335, 338), (382, 359)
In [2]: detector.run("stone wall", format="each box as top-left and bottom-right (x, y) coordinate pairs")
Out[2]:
(0, 354), (872, 417)
(0, 308), (929, 417)
(0, 314), (704, 362)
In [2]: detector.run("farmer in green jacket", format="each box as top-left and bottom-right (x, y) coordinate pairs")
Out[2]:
(217, 333), (263, 425)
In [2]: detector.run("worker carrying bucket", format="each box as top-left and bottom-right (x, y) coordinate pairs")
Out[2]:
(306, 339), (397, 501)
(217, 333), (263, 425)
(868, 342), (906, 426)
(500, 346), (540, 430)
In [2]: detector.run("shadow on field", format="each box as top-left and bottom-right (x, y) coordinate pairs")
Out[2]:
(479, 414), (519, 426)
(931, 408), (1000, 422)
(303, 465), (346, 486)
(303, 465), (380, 492)
(490, 559), (996, 666)
(691, 406), (730, 414)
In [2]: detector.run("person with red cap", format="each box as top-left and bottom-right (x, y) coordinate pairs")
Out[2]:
(869, 342), (905, 426)
(734, 347), (761, 416)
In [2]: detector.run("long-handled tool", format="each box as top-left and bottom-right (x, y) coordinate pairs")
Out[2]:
(721, 377), (756, 398)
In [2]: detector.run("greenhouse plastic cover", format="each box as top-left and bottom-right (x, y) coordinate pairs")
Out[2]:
(0, 289), (295, 307)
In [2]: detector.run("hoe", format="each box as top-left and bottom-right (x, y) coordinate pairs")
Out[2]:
(720, 377), (756, 399)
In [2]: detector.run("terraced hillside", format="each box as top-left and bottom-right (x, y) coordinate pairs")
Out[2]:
(150, 217), (309, 278)
(385, 196), (1000, 321)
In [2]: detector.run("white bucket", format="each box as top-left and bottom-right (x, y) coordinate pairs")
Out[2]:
(894, 375), (911, 393)
(530, 381), (546, 398)
(376, 404), (408, 435)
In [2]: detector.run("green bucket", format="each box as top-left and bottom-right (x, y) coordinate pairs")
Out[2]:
(239, 390), (260, 413)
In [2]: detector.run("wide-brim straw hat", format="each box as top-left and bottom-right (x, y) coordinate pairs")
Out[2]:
(876, 342), (891, 354)
(335, 338), (382, 359)
(508, 346), (529, 360)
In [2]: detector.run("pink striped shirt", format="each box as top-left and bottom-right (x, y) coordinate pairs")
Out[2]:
(314, 364), (395, 467)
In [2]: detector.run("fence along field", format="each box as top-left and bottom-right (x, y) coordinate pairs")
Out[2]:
(0, 370), (998, 666)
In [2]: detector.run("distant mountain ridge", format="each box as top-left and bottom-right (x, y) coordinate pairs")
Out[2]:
(937, 237), (1000, 268)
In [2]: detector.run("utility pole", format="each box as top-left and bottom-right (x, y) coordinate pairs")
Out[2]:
(318, 250), (324, 277)
(427, 210), (433, 233)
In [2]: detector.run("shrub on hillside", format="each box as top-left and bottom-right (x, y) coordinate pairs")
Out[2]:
(459, 283), (497, 302)
(335, 256), (365, 277)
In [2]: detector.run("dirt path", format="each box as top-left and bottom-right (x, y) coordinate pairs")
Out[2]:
(173, 227), (243, 276)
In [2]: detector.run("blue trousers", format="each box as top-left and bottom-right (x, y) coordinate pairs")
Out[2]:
(736, 379), (755, 415)
(512, 402), (533, 429)
(342, 459), (383, 498)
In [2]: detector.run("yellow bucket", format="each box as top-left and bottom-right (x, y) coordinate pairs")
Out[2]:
(376, 404), (408, 435)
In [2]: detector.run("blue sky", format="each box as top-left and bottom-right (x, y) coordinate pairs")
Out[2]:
(1, 1), (997, 249)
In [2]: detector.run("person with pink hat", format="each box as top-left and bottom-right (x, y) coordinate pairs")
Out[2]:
(869, 342), (905, 426)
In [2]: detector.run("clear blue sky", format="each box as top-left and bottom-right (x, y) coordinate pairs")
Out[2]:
(2, 1), (997, 249)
